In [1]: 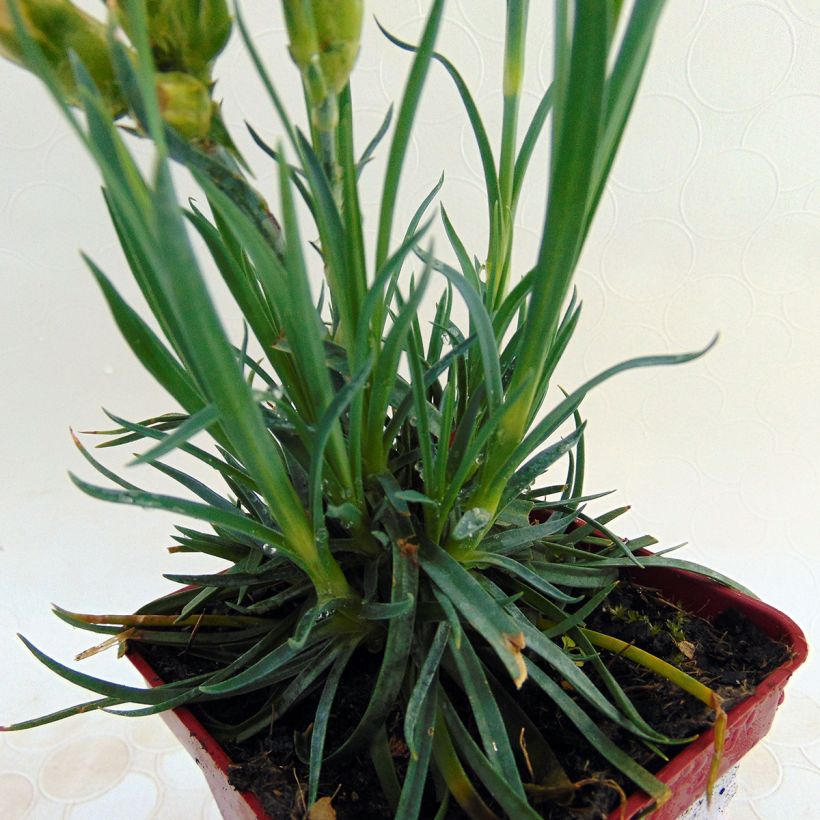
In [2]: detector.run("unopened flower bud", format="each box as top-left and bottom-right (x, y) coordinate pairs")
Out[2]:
(282, 0), (362, 98)
(112, 0), (232, 80)
(1, 0), (123, 113)
(281, 0), (319, 73)
(312, 0), (362, 95)
(155, 70), (211, 139)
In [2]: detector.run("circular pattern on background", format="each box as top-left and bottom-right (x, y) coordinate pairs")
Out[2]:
(537, 17), (557, 89)
(582, 321), (670, 377)
(379, 17), (484, 125)
(743, 94), (820, 191)
(756, 765), (820, 818)
(602, 219), (694, 302)
(687, 3), (794, 111)
(459, 91), (503, 186)
(641, 370), (725, 438)
(785, 0), (820, 27)
(128, 716), (179, 753)
(740, 451), (818, 522)
(456, 0), (505, 43)
(612, 94), (700, 193)
(621, 455), (702, 528)
(755, 365), (820, 451)
(582, 186), (618, 256)
(39, 736), (130, 802)
(680, 149), (778, 240)
(736, 743), (783, 800)
(65, 772), (159, 820)
(695, 417), (775, 485)
(8, 182), (96, 270)
(0, 772), (35, 819)
(689, 489), (752, 556)
(704, 314), (793, 384)
(783, 285), (820, 333)
(0, 74), (59, 151)
(157, 748), (204, 791)
(572, 269), (607, 331)
(743, 212), (820, 293)
(782, 285), (820, 333)
(657, 0), (707, 41)
(803, 738), (820, 772)
(663, 275), (755, 345)
(3, 718), (81, 752)
(805, 182), (820, 213)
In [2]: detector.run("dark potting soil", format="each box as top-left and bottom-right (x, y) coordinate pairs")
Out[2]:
(137, 581), (790, 820)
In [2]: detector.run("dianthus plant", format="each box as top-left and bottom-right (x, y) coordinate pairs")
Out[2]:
(2, 1), (734, 816)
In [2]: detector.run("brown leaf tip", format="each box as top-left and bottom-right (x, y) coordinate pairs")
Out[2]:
(503, 631), (528, 688)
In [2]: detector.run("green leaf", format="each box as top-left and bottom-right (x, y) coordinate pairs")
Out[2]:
(307, 639), (359, 806)
(500, 425), (585, 510)
(359, 596), (415, 621)
(440, 692), (540, 820)
(465, 552), (580, 605)
(440, 206), (482, 294)
(70, 430), (141, 492)
(130, 405), (219, 465)
(198, 631), (326, 698)
(366, 257), (432, 470)
(445, 631), (526, 798)
(501, 3), (610, 445)
(16, 635), (208, 705)
(396, 684), (437, 819)
(452, 508), (492, 542)
(585, 1), (667, 232)
(1, 696), (120, 732)
(378, 20), (500, 220)
(374, 0), (446, 270)
(394, 489), (438, 507)
(67, 473), (302, 564)
(499, 339), (718, 486)
(265, 646), (343, 737)
(480, 578), (671, 744)
(84, 257), (204, 413)
(512, 82), (554, 210)
(419, 541), (527, 689)
(308, 355), (373, 532)
(479, 509), (579, 554)
(327, 538), (419, 760)
(405, 623), (449, 760)
(579, 556), (758, 598)
(524, 658), (670, 805)
(357, 103), (394, 176)
(415, 248), (503, 414)
(100, 410), (259, 493)
(295, 129), (358, 339)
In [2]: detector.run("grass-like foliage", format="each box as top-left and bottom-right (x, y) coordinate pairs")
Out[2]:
(3, 1), (736, 816)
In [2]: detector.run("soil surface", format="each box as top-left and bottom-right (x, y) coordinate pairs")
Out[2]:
(138, 581), (790, 819)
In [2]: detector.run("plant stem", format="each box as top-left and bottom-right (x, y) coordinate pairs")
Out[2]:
(488, 0), (529, 310)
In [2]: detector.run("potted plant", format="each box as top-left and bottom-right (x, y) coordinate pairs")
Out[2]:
(0, 1), (807, 818)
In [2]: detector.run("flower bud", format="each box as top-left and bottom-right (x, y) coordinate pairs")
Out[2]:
(282, 0), (363, 97)
(1, 0), (122, 113)
(112, 0), (232, 80)
(155, 70), (212, 139)
(312, 0), (362, 95)
(281, 0), (319, 73)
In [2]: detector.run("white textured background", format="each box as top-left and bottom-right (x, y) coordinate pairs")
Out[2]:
(1, 1), (818, 817)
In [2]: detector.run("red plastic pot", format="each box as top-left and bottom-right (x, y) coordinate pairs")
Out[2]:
(127, 562), (807, 820)
(610, 561), (807, 820)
